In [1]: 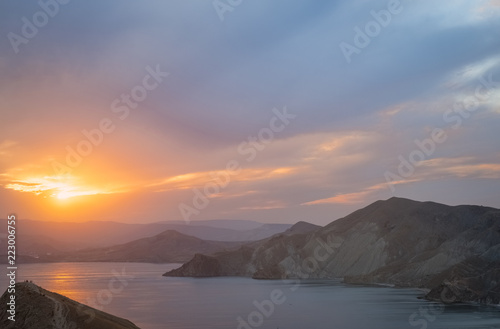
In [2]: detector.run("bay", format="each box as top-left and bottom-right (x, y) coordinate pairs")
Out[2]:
(1, 263), (499, 329)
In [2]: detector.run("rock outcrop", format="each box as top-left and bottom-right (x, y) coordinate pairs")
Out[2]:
(0, 282), (140, 329)
(163, 254), (223, 277)
(424, 258), (500, 304)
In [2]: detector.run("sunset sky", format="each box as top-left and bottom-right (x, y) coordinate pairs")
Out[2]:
(1, 0), (500, 225)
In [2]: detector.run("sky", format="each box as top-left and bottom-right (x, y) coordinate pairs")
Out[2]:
(1, 0), (500, 225)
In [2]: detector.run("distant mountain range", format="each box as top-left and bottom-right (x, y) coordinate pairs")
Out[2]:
(8, 221), (319, 264)
(164, 197), (500, 305)
(52, 230), (244, 263)
(0, 218), (292, 260)
(3, 197), (499, 305)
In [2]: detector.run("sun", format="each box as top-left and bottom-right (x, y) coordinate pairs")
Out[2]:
(56, 189), (102, 200)
(4, 174), (106, 200)
(57, 191), (73, 200)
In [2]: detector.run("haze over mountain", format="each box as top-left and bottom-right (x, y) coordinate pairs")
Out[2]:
(54, 230), (244, 263)
(165, 197), (500, 304)
(0, 219), (292, 260)
(3, 221), (318, 264)
(63, 222), (320, 264)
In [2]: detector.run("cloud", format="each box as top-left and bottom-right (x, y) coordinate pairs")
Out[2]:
(147, 166), (299, 193)
(420, 157), (500, 179)
(3, 175), (107, 199)
(0, 140), (17, 157)
(1, 0), (500, 223)
(302, 190), (373, 205)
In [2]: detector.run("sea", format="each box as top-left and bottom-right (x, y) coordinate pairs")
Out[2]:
(1, 263), (499, 329)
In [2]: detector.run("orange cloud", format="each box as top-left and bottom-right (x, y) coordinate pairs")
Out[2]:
(378, 102), (413, 118)
(421, 157), (500, 179)
(302, 190), (372, 205)
(315, 131), (379, 154)
(1, 168), (128, 200)
(238, 200), (288, 210)
(148, 166), (299, 192)
(301, 179), (421, 206)
(0, 140), (17, 157)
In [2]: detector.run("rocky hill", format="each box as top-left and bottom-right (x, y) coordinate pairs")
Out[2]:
(281, 221), (321, 235)
(164, 197), (500, 304)
(164, 221), (321, 278)
(0, 282), (140, 329)
(56, 230), (243, 263)
(0, 219), (292, 261)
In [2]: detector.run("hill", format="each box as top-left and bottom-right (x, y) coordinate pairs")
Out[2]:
(164, 197), (500, 304)
(0, 282), (140, 329)
(48, 230), (243, 263)
(0, 219), (292, 261)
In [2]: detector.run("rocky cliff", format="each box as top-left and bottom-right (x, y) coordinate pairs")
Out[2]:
(164, 197), (500, 304)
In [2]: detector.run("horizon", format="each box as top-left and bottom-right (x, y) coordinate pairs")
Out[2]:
(1, 1), (500, 225)
(1, 196), (497, 226)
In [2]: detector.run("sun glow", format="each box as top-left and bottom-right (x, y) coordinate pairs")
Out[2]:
(4, 174), (106, 200)
(56, 190), (99, 200)
(57, 191), (73, 199)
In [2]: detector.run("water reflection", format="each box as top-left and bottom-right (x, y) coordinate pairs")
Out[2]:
(1, 263), (498, 329)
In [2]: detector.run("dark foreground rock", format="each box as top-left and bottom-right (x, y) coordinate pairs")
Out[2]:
(0, 282), (140, 329)
(425, 281), (500, 305)
(424, 259), (500, 304)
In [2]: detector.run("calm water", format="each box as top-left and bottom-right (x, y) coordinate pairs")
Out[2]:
(1, 263), (499, 329)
